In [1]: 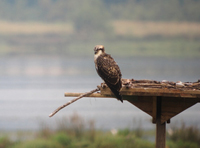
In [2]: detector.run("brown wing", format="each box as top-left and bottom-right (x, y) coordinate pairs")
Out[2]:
(96, 53), (122, 90)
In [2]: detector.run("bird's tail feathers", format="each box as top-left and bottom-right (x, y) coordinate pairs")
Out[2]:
(109, 87), (123, 103)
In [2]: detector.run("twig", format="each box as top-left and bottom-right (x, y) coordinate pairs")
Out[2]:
(49, 87), (100, 117)
(64, 92), (110, 98)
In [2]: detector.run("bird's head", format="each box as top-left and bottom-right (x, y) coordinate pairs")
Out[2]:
(94, 45), (105, 55)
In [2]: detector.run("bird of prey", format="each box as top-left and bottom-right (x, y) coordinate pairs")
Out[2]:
(94, 45), (123, 102)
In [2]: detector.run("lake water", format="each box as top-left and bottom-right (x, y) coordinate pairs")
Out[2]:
(0, 55), (200, 131)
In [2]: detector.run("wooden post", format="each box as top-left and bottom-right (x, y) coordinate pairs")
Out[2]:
(155, 97), (166, 148)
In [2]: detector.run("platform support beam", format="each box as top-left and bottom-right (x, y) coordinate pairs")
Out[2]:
(155, 96), (166, 148)
(156, 119), (166, 148)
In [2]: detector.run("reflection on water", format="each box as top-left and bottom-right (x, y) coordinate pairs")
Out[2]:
(0, 55), (200, 131)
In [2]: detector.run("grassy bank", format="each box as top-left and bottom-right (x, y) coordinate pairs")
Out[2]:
(0, 20), (200, 58)
(1, 20), (200, 37)
(0, 115), (199, 148)
(0, 130), (154, 148)
(0, 125), (200, 148)
(1, 37), (200, 58)
(112, 20), (200, 38)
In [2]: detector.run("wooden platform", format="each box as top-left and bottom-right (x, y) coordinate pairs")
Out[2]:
(98, 79), (200, 123)
(64, 79), (200, 148)
(103, 79), (200, 98)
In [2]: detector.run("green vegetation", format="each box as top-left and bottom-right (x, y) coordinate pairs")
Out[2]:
(0, 131), (154, 148)
(0, 115), (200, 148)
(167, 123), (200, 148)
(0, 114), (155, 148)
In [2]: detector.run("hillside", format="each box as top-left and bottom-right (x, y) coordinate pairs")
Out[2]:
(0, 0), (200, 57)
(1, 0), (200, 22)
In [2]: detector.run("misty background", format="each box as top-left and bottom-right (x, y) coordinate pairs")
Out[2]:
(0, 0), (200, 132)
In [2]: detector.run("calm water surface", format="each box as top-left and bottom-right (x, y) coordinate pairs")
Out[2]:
(0, 55), (200, 131)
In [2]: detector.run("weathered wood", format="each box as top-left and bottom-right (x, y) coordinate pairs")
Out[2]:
(64, 80), (200, 124)
(63, 79), (200, 148)
(155, 97), (166, 148)
(101, 86), (200, 98)
(156, 121), (166, 148)
(120, 79), (200, 98)
(65, 79), (200, 99)
(125, 96), (154, 117)
(152, 97), (157, 123)
(122, 79), (200, 90)
(65, 91), (200, 122)
(160, 97), (199, 123)
(97, 86), (200, 123)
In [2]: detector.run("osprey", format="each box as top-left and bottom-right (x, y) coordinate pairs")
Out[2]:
(94, 45), (123, 102)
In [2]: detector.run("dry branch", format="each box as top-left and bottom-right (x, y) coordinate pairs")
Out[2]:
(49, 87), (100, 117)
(64, 92), (111, 98)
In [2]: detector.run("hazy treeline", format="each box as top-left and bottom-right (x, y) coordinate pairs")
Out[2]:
(1, 0), (200, 22)
(1, 0), (200, 57)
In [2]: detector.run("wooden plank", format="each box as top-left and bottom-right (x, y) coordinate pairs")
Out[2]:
(152, 97), (157, 123)
(121, 87), (200, 98)
(125, 96), (153, 117)
(65, 84), (200, 100)
(100, 87), (200, 99)
(161, 97), (199, 123)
